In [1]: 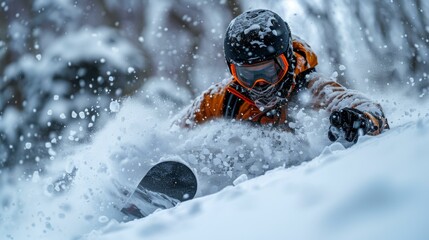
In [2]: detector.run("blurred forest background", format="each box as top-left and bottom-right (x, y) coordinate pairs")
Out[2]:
(0, 0), (428, 169)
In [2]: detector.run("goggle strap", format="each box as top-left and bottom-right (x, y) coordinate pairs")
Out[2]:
(226, 85), (257, 107)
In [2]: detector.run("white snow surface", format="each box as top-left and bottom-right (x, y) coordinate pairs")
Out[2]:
(1, 92), (429, 240)
(89, 115), (429, 240)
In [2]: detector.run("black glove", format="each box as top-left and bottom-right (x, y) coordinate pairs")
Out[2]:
(328, 108), (378, 142)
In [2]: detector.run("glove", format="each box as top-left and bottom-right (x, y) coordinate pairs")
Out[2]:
(328, 108), (378, 142)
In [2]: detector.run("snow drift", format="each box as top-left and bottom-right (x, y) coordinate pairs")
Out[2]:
(86, 116), (429, 240)
(1, 91), (428, 240)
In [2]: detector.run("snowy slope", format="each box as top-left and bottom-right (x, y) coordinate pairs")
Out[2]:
(1, 95), (428, 240)
(85, 117), (429, 240)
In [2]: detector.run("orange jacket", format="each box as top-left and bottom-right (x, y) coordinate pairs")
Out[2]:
(178, 36), (388, 135)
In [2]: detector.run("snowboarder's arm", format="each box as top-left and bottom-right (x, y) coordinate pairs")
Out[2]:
(176, 83), (226, 127)
(305, 72), (389, 135)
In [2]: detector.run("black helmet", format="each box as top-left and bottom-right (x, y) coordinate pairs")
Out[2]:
(224, 9), (293, 66)
(224, 9), (295, 109)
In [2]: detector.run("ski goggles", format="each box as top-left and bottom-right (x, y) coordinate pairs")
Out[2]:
(230, 54), (289, 89)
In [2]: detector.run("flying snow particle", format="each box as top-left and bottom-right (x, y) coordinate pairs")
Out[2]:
(339, 65), (346, 71)
(79, 111), (85, 119)
(36, 54), (42, 61)
(138, 36), (144, 42)
(233, 174), (248, 186)
(182, 15), (192, 22)
(127, 67), (135, 74)
(98, 216), (109, 223)
(60, 113), (66, 119)
(183, 193), (190, 200)
(267, 46), (275, 53)
(31, 171), (40, 183)
(201, 167), (212, 176)
(109, 100), (120, 113)
(71, 111), (77, 118)
(48, 148), (56, 156)
(25, 142), (32, 149)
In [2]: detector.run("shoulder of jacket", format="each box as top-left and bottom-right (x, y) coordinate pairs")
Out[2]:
(202, 77), (232, 97)
(292, 35), (318, 70)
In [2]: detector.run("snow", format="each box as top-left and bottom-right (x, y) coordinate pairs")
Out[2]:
(244, 24), (261, 34)
(109, 101), (120, 113)
(226, 9), (278, 51)
(228, 10), (275, 38)
(0, 93), (326, 239)
(0, 107), (22, 141)
(24, 142), (32, 149)
(82, 116), (429, 240)
(1, 92), (428, 239)
(0, 22), (148, 165)
(1, 0), (429, 239)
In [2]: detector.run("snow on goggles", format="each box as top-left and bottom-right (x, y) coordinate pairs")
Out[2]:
(230, 54), (289, 89)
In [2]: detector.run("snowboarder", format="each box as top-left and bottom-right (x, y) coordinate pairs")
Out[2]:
(178, 9), (389, 142)
(123, 9), (391, 219)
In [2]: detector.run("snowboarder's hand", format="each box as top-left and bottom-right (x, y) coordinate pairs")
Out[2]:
(328, 108), (377, 142)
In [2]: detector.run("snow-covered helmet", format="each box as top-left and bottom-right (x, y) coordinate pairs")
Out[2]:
(224, 9), (295, 109)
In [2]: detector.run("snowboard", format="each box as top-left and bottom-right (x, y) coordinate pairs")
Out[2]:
(121, 161), (198, 219)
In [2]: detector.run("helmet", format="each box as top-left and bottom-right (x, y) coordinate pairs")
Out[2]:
(224, 9), (295, 109)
